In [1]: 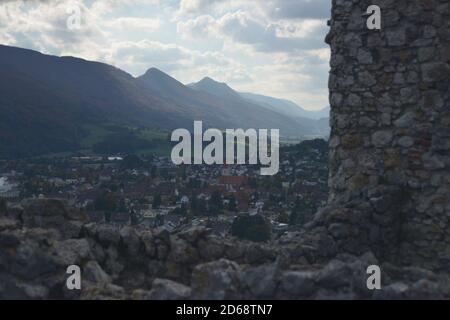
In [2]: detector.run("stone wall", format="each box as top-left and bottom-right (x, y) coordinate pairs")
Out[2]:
(325, 0), (450, 270)
(2, 199), (450, 299)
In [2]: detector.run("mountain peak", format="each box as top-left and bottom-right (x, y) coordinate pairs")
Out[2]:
(142, 67), (168, 79)
(198, 76), (222, 84)
(190, 77), (239, 99)
(139, 67), (185, 87)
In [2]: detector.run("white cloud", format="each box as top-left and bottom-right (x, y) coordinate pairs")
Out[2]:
(233, 50), (330, 109)
(107, 39), (250, 84)
(274, 19), (325, 39)
(177, 15), (216, 39)
(0, 1), (105, 54)
(177, 0), (222, 15)
(264, 0), (331, 20)
(103, 17), (161, 31)
(89, 0), (160, 16)
(176, 0), (330, 20)
(177, 11), (328, 53)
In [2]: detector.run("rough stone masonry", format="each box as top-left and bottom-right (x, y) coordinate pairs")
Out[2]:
(321, 0), (450, 270)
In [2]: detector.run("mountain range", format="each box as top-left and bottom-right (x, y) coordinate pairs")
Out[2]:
(0, 44), (329, 158)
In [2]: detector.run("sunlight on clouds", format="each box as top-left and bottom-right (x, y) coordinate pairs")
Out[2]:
(177, 10), (328, 52)
(177, 15), (216, 40)
(275, 19), (325, 39)
(107, 39), (249, 85)
(89, 0), (160, 16)
(177, 0), (222, 16)
(305, 48), (331, 62)
(103, 17), (161, 31)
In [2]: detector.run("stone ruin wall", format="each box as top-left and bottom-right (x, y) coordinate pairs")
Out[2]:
(326, 0), (450, 269)
(4, 198), (450, 300)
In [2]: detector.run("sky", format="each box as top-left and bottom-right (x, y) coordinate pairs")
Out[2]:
(0, 0), (332, 110)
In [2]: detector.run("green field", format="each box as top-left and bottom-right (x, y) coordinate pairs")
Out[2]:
(37, 124), (172, 159)
(36, 124), (327, 160)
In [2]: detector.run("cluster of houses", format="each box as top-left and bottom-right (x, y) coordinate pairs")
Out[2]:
(0, 175), (20, 200)
(0, 140), (329, 238)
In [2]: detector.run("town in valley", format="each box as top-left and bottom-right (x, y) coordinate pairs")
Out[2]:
(0, 140), (328, 242)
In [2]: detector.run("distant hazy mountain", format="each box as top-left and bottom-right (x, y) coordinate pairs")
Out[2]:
(140, 72), (317, 138)
(240, 92), (330, 120)
(314, 117), (331, 137)
(0, 44), (329, 158)
(188, 78), (330, 138)
(189, 77), (241, 100)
